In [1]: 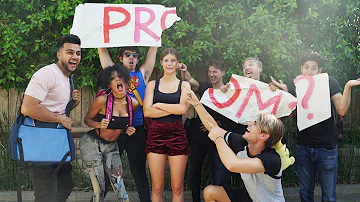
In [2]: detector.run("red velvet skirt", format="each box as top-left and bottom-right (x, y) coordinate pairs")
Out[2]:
(145, 118), (189, 156)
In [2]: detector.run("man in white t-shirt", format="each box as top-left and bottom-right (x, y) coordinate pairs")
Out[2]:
(21, 34), (82, 202)
(184, 86), (285, 202)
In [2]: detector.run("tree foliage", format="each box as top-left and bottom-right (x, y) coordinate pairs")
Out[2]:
(1, 0), (359, 91)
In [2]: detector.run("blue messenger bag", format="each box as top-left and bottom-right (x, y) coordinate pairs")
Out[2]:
(8, 104), (74, 164)
(16, 117), (73, 163)
(9, 75), (76, 163)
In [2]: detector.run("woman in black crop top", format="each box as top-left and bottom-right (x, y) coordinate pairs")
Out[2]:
(80, 64), (138, 202)
(143, 48), (191, 202)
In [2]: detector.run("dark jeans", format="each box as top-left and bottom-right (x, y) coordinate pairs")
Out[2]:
(30, 163), (72, 202)
(117, 126), (150, 202)
(296, 144), (338, 202)
(190, 141), (215, 202)
(223, 186), (252, 202)
(213, 150), (229, 185)
(190, 140), (229, 202)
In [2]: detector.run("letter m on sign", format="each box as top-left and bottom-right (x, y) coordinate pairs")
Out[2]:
(236, 84), (283, 118)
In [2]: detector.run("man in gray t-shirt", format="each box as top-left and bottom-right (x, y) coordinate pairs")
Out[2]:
(184, 86), (285, 202)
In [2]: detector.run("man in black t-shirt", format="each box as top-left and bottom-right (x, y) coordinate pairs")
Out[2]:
(181, 59), (229, 202)
(184, 87), (286, 202)
(271, 51), (360, 202)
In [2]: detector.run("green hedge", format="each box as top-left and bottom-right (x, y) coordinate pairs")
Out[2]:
(1, 0), (359, 92)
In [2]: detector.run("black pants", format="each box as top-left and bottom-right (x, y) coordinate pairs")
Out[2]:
(30, 163), (72, 202)
(190, 140), (215, 202)
(190, 139), (229, 202)
(213, 150), (229, 185)
(117, 126), (150, 202)
(223, 186), (252, 202)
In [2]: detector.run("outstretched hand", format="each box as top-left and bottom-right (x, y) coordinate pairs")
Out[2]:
(200, 120), (222, 132)
(269, 76), (288, 92)
(183, 85), (200, 106)
(346, 78), (360, 87)
(206, 120), (226, 141)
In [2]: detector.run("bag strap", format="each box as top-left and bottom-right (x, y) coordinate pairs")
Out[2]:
(15, 74), (74, 201)
(129, 81), (143, 107)
(16, 138), (25, 167)
(16, 136), (24, 202)
(14, 95), (25, 202)
(127, 94), (133, 127)
(33, 152), (71, 183)
(102, 92), (133, 127)
(105, 92), (114, 121)
(65, 74), (76, 117)
(15, 137), (71, 201)
(96, 89), (115, 121)
(15, 161), (23, 202)
(96, 89), (108, 97)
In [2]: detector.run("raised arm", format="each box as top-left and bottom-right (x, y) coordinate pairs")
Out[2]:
(21, 95), (73, 130)
(332, 78), (360, 116)
(269, 76), (288, 92)
(207, 126), (266, 174)
(179, 63), (200, 92)
(213, 128), (266, 173)
(98, 48), (115, 69)
(139, 47), (157, 84)
(183, 85), (218, 130)
(143, 80), (172, 118)
(183, 85), (268, 173)
(152, 81), (191, 115)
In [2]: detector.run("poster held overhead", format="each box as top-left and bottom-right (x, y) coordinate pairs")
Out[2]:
(71, 3), (181, 48)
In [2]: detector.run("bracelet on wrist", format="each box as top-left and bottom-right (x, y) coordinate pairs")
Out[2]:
(214, 136), (224, 144)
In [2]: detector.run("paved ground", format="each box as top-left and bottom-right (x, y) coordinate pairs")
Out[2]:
(1, 184), (360, 201)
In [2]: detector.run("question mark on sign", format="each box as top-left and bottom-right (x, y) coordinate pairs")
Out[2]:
(294, 75), (315, 120)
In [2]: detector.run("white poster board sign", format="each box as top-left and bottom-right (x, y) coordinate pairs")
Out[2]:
(70, 3), (181, 48)
(200, 74), (297, 125)
(295, 73), (331, 131)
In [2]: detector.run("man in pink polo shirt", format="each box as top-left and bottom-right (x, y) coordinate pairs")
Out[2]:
(21, 34), (82, 202)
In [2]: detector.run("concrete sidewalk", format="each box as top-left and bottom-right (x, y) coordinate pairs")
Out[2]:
(1, 184), (360, 201)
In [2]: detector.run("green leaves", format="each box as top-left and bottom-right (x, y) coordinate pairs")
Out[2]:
(0, 0), (359, 92)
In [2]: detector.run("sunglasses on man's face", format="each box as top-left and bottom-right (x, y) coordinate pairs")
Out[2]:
(123, 52), (139, 58)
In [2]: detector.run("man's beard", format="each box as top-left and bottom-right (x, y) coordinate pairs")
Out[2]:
(61, 60), (74, 73)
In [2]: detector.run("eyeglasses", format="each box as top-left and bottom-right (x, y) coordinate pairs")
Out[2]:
(123, 52), (139, 58)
